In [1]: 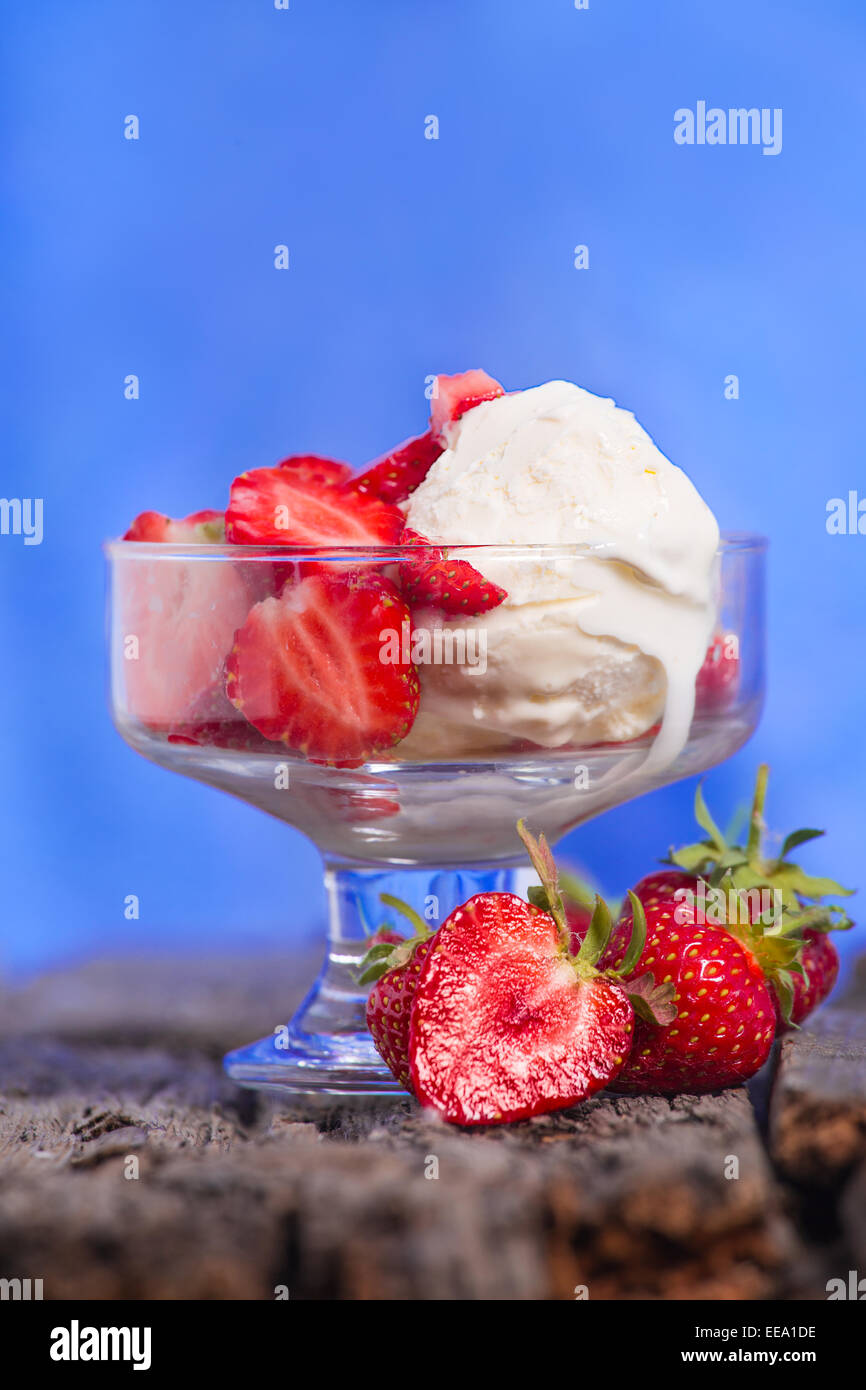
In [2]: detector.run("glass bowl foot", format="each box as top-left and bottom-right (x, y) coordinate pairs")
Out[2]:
(224, 1028), (406, 1097)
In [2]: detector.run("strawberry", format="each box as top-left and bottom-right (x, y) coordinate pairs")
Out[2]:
(224, 571), (420, 766)
(430, 370), (505, 444)
(362, 897), (438, 1091)
(275, 454), (353, 488)
(124, 509), (225, 542)
(397, 527), (507, 616)
(167, 671), (278, 751)
(347, 430), (443, 504)
(695, 632), (740, 712)
(118, 510), (254, 731)
(664, 766), (854, 1025)
(225, 467), (404, 547)
(629, 869), (699, 912)
(782, 929), (839, 1029)
(406, 824), (674, 1125)
(605, 893), (776, 1094)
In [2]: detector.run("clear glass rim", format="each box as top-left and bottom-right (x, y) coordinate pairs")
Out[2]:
(103, 529), (768, 561)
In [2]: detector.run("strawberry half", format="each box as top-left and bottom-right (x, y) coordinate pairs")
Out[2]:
(347, 430), (443, 504)
(118, 510), (254, 731)
(124, 509), (225, 542)
(695, 632), (740, 713)
(275, 454), (353, 488)
(397, 527), (507, 616)
(167, 671), (278, 751)
(224, 571), (420, 766)
(605, 894), (776, 1094)
(430, 370), (505, 444)
(406, 824), (673, 1126)
(225, 467), (404, 547)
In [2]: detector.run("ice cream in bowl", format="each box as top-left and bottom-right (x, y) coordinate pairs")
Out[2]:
(106, 371), (766, 1095)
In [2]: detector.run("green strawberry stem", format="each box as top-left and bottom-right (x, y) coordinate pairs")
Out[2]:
(378, 892), (430, 940)
(357, 893), (432, 985)
(574, 896), (613, 968)
(519, 821), (675, 1026)
(517, 818), (568, 943)
(747, 762), (769, 859)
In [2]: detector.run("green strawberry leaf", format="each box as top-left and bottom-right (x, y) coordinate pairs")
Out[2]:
(694, 781), (728, 853)
(576, 895), (613, 968)
(626, 972), (677, 1027)
(618, 892), (647, 978)
(779, 827), (825, 859)
(773, 970), (796, 1027)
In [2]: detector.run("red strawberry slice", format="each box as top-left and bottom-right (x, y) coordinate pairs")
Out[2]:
(347, 429), (443, 504)
(430, 370), (504, 443)
(167, 672), (278, 751)
(397, 527), (507, 616)
(408, 892), (635, 1125)
(695, 632), (740, 712)
(124, 509), (225, 542)
(225, 467), (404, 547)
(118, 511), (254, 731)
(276, 454), (353, 488)
(224, 572), (420, 766)
(606, 895), (775, 1094)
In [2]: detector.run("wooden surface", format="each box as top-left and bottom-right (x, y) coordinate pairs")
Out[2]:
(0, 952), (863, 1300)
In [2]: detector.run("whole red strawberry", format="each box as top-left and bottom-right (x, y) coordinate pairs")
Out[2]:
(778, 929), (839, 1031)
(362, 898), (438, 1091)
(664, 766), (853, 1027)
(406, 824), (673, 1125)
(607, 894), (776, 1094)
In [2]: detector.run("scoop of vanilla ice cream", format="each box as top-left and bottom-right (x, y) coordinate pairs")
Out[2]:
(399, 380), (720, 764)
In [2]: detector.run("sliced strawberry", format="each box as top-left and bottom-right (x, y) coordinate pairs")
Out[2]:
(167, 672), (278, 751)
(397, 527), (507, 616)
(695, 632), (740, 713)
(124, 509), (225, 542)
(224, 572), (419, 766)
(347, 429), (443, 504)
(408, 892), (635, 1125)
(118, 512), (254, 731)
(429, 370), (504, 443)
(225, 467), (404, 548)
(276, 454), (353, 488)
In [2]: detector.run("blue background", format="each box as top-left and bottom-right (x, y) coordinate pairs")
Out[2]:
(3, 0), (864, 977)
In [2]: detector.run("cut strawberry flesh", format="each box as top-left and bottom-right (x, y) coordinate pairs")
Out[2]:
(124, 509), (225, 543)
(429, 370), (504, 443)
(119, 510), (253, 730)
(224, 572), (420, 766)
(276, 454), (353, 488)
(168, 673), (278, 751)
(695, 633), (740, 712)
(225, 467), (404, 547)
(409, 893), (633, 1125)
(348, 429), (443, 504)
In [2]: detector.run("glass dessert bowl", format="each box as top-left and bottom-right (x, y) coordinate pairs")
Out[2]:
(105, 533), (766, 1097)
